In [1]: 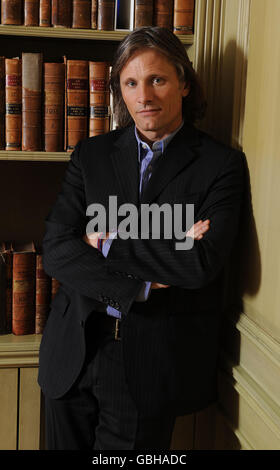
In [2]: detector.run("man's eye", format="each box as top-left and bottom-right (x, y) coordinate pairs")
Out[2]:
(153, 77), (163, 84)
(127, 81), (136, 87)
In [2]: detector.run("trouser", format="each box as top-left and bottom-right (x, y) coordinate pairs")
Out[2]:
(44, 312), (176, 450)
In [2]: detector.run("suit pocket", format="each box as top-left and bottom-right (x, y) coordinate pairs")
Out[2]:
(50, 289), (70, 317)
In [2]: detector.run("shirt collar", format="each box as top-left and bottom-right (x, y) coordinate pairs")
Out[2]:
(134, 120), (184, 161)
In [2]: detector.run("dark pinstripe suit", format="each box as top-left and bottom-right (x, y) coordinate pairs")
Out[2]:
(38, 122), (245, 447)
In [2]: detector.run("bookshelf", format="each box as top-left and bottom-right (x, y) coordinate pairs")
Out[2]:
(0, 14), (195, 450)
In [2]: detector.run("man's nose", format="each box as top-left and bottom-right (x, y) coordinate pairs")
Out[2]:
(137, 82), (153, 104)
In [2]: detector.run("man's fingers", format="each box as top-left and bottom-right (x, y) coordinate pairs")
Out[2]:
(186, 219), (210, 239)
(151, 283), (170, 289)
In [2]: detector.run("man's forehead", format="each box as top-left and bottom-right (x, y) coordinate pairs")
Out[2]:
(120, 48), (175, 73)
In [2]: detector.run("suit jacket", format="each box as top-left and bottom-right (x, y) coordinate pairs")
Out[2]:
(38, 122), (245, 417)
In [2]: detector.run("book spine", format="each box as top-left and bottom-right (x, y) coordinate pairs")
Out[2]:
(72, 0), (91, 29)
(97, 0), (115, 31)
(43, 62), (65, 151)
(66, 59), (88, 151)
(35, 254), (51, 334)
(91, 0), (97, 29)
(1, 0), (23, 25)
(51, 278), (60, 298)
(22, 52), (43, 151)
(173, 0), (194, 35)
(51, 0), (72, 27)
(5, 249), (13, 333)
(12, 251), (36, 335)
(0, 57), (5, 150)
(89, 61), (110, 137)
(154, 0), (173, 30)
(24, 0), (39, 25)
(39, 0), (51, 26)
(134, 0), (153, 28)
(5, 58), (22, 151)
(0, 253), (7, 334)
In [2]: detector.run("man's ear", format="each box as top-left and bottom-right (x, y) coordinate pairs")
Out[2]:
(182, 82), (190, 97)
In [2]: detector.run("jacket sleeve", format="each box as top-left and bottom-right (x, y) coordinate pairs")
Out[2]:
(105, 149), (245, 289)
(42, 141), (143, 316)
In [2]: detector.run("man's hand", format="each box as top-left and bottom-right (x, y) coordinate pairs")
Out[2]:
(151, 219), (210, 289)
(83, 232), (110, 250)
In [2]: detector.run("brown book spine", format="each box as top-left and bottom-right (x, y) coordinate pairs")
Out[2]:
(91, 0), (97, 29)
(1, 0), (23, 25)
(154, 0), (173, 30)
(35, 254), (51, 334)
(97, 0), (115, 31)
(0, 242), (13, 334)
(89, 61), (110, 137)
(72, 0), (91, 28)
(51, 0), (72, 27)
(51, 278), (60, 298)
(39, 0), (51, 26)
(22, 52), (43, 151)
(0, 57), (5, 150)
(24, 0), (39, 25)
(173, 0), (194, 35)
(66, 59), (88, 151)
(44, 62), (65, 151)
(5, 58), (22, 151)
(134, 0), (153, 28)
(12, 245), (36, 336)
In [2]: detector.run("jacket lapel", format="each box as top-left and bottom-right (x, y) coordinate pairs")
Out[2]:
(110, 125), (140, 207)
(141, 124), (200, 204)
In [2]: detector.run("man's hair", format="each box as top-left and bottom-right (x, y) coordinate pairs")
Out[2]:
(110, 26), (207, 128)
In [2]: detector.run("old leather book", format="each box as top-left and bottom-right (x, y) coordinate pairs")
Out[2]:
(35, 252), (51, 334)
(5, 57), (22, 151)
(89, 61), (110, 137)
(22, 52), (43, 151)
(51, 0), (72, 27)
(0, 57), (5, 150)
(39, 0), (51, 26)
(72, 0), (91, 28)
(134, 0), (153, 28)
(12, 242), (36, 336)
(91, 0), (97, 28)
(65, 59), (88, 151)
(0, 242), (13, 334)
(154, 0), (173, 30)
(24, 0), (39, 25)
(173, 0), (194, 35)
(43, 62), (65, 151)
(1, 0), (23, 25)
(97, 0), (115, 31)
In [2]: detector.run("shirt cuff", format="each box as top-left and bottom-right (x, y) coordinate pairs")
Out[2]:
(106, 305), (122, 319)
(135, 281), (152, 302)
(102, 232), (118, 257)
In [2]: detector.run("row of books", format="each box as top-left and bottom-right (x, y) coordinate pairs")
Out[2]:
(0, 241), (60, 336)
(0, 54), (113, 152)
(0, 0), (195, 34)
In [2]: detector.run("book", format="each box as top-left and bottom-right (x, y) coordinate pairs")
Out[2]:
(97, 0), (115, 31)
(24, 0), (39, 26)
(65, 59), (88, 151)
(43, 62), (65, 151)
(0, 57), (5, 150)
(114, 0), (134, 31)
(22, 52), (43, 151)
(72, 0), (91, 29)
(89, 61), (110, 137)
(173, 0), (194, 35)
(154, 0), (173, 30)
(91, 0), (97, 29)
(39, 0), (51, 26)
(134, 0), (153, 28)
(0, 242), (13, 334)
(1, 0), (23, 25)
(51, 0), (72, 27)
(12, 242), (36, 336)
(35, 252), (51, 334)
(5, 57), (22, 151)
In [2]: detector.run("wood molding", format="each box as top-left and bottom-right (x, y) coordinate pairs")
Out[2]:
(0, 335), (41, 368)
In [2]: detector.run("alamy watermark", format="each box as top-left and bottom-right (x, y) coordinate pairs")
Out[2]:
(86, 195), (194, 251)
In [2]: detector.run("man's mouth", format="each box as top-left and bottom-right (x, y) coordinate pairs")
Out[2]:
(137, 109), (161, 115)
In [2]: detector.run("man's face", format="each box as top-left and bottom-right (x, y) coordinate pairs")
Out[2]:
(120, 48), (189, 143)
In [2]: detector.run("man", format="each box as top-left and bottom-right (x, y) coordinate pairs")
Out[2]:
(38, 27), (245, 450)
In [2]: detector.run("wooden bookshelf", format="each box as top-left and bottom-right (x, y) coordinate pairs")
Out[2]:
(0, 151), (70, 161)
(0, 24), (194, 44)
